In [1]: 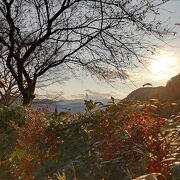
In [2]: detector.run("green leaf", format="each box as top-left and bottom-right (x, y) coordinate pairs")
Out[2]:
(11, 149), (26, 160)
(84, 100), (96, 112)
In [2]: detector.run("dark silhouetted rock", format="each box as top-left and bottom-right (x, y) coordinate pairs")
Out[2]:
(166, 74), (180, 101)
(126, 74), (180, 103)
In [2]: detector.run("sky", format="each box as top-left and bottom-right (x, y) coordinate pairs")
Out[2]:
(36, 0), (180, 101)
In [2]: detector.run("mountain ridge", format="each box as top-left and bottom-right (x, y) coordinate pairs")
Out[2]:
(126, 74), (180, 102)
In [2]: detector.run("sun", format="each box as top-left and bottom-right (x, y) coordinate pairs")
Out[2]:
(150, 53), (177, 80)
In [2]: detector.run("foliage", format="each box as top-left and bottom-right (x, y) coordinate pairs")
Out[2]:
(81, 100), (172, 178)
(0, 100), (180, 179)
(0, 106), (25, 179)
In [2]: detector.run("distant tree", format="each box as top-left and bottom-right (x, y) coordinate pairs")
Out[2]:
(0, 0), (173, 105)
(54, 105), (58, 115)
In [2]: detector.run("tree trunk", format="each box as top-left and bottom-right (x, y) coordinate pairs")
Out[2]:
(22, 85), (36, 105)
(22, 91), (35, 105)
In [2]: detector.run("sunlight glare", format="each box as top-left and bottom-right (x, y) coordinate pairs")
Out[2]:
(150, 53), (177, 80)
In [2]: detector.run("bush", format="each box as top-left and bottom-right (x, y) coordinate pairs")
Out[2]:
(1, 100), (179, 179)
(0, 106), (25, 179)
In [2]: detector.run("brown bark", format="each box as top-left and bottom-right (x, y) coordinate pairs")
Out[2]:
(21, 86), (36, 105)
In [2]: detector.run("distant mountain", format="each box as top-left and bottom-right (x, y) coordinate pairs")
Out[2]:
(126, 74), (180, 102)
(33, 99), (84, 112)
(33, 98), (112, 113)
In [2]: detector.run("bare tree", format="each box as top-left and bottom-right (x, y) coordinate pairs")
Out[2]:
(0, 68), (21, 106)
(0, 0), (173, 105)
(0, 47), (69, 106)
(0, 41), (21, 106)
(0, 57), (69, 106)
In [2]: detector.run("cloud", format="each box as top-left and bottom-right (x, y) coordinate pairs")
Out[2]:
(70, 89), (127, 100)
(85, 89), (113, 98)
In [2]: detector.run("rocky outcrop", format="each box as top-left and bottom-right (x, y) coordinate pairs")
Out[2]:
(166, 74), (180, 101)
(126, 74), (180, 102)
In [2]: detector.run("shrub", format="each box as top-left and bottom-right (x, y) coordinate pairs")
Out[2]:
(0, 106), (25, 179)
(1, 100), (179, 179)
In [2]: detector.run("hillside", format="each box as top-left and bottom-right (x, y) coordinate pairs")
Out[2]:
(126, 74), (180, 102)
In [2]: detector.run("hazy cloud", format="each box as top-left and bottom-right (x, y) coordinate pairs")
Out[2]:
(85, 89), (113, 98)
(70, 89), (127, 100)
